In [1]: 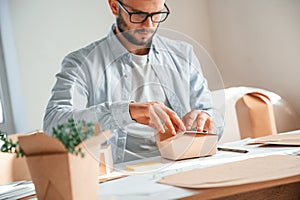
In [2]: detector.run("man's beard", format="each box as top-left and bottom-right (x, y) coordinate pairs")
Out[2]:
(116, 14), (158, 47)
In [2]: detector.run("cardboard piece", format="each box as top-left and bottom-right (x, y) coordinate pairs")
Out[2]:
(158, 154), (300, 188)
(0, 134), (31, 184)
(156, 131), (218, 160)
(78, 130), (114, 160)
(18, 132), (111, 200)
(235, 92), (277, 139)
(125, 162), (163, 172)
(248, 131), (300, 146)
(98, 172), (128, 183)
(99, 144), (114, 175)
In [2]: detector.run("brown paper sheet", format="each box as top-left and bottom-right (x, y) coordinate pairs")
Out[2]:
(158, 155), (300, 188)
(248, 132), (300, 146)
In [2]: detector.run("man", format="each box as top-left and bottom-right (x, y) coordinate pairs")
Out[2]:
(43, 0), (224, 162)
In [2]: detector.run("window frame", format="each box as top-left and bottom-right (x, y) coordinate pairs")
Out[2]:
(0, 32), (15, 133)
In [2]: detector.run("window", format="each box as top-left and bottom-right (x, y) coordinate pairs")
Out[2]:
(0, 32), (15, 133)
(0, 96), (3, 123)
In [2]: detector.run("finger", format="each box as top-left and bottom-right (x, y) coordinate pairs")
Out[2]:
(160, 105), (185, 134)
(204, 118), (214, 132)
(153, 105), (176, 135)
(149, 107), (165, 133)
(165, 108), (186, 132)
(165, 118), (176, 135)
(196, 113), (210, 132)
(183, 111), (198, 130)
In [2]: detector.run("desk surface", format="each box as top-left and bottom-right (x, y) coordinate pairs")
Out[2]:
(98, 137), (300, 200)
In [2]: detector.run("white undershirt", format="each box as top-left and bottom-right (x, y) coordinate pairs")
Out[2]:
(130, 54), (167, 103)
(125, 53), (168, 138)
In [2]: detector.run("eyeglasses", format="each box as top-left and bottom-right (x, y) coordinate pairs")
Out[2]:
(117, 0), (170, 24)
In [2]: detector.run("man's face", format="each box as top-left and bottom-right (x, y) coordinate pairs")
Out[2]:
(116, 0), (166, 46)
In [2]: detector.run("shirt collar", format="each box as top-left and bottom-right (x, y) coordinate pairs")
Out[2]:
(107, 24), (129, 62)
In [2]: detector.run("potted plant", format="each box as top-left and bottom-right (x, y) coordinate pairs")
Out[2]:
(18, 119), (111, 200)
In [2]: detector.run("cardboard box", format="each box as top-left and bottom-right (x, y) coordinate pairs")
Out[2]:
(18, 132), (105, 200)
(0, 134), (31, 184)
(0, 153), (31, 184)
(235, 92), (277, 139)
(156, 131), (218, 160)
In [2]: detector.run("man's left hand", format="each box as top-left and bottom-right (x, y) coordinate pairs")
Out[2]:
(182, 110), (213, 132)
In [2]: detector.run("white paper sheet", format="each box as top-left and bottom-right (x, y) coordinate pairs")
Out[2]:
(0, 181), (35, 199)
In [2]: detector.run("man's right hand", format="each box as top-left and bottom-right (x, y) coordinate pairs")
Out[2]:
(129, 102), (186, 135)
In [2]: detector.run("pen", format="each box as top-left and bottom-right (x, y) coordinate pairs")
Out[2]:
(217, 147), (249, 153)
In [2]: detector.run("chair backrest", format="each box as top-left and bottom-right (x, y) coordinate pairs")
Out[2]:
(215, 87), (300, 144)
(235, 92), (277, 139)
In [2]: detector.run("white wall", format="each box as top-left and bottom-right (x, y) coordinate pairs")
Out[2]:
(162, 0), (225, 91)
(163, 0), (213, 55)
(5, 0), (113, 132)
(209, 0), (300, 117)
(2, 0), (300, 133)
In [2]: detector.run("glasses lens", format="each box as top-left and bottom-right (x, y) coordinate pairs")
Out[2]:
(131, 12), (169, 23)
(152, 13), (168, 23)
(131, 13), (148, 23)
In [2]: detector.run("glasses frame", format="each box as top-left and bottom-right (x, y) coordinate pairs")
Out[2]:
(117, 0), (170, 24)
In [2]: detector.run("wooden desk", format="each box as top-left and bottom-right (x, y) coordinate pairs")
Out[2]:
(99, 139), (300, 200)
(181, 175), (300, 200)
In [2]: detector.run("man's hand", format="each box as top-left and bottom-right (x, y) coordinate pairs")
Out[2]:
(129, 102), (186, 135)
(182, 110), (214, 133)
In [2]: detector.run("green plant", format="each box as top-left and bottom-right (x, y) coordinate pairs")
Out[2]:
(0, 130), (25, 157)
(52, 118), (95, 157)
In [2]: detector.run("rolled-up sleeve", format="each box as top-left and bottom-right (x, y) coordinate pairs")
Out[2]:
(43, 51), (135, 134)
